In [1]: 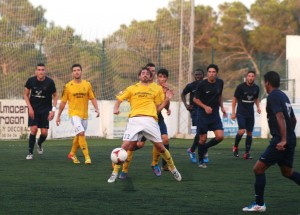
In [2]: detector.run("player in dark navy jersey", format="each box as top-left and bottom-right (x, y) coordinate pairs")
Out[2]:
(232, 71), (261, 159)
(24, 63), (57, 160)
(243, 71), (300, 212)
(181, 69), (204, 163)
(193, 64), (226, 168)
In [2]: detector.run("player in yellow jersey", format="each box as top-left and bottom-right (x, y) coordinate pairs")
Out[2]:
(56, 64), (100, 164)
(107, 67), (181, 183)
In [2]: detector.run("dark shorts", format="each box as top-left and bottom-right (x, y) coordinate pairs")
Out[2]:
(259, 137), (296, 168)
(28, 112), (49, 129)
(196, 113), (223, 134)
(158, 118), (168, 135)
(237, 114), (254, 131)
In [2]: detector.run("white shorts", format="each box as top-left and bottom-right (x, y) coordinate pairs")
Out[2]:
(71, 116), (88, 135)
(123, 116), (162, 143)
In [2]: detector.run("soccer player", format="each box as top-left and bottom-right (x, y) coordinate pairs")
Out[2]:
(193, 64), (226, 168)
(117, 64), (169, 179)
(243, 71), (300, 212)
(152, 68), (171, 171)
(107, 67), (182, 183)
(24, 63), (58, 160)
(56, 64), (99, 165)
(232, 71), (261, 159)
(182, 68), (204, 163)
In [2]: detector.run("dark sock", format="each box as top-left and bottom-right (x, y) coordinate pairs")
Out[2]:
(191, 133), (199, 152)
(255, 174), (266, 206)
(245, 135), (252, 153)
(205, 138), (222, 149)
(290, 171), (300, 185)
(234, 134), (242, 147)
(38, 134), (47, 146)
(198, 144), (205, 163)
(162, 144), (169, 166)
(28, 134), (36, 154)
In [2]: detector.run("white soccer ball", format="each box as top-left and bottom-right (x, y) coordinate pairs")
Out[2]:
(110, 148), (128, 164)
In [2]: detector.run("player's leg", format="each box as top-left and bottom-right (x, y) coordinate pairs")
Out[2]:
(26, 115), (38, 159)
(244, 116), (254, 159)
(198, 133), (207, 168)
(279, 143), (300, 185)
(68, 136), (80, 164)
(35, 113), (49, 155)
(71, 116), (91, 164)
(187, 132), (198, 163)
(233, 114), (246, 157)
(161, 134), (170, 171)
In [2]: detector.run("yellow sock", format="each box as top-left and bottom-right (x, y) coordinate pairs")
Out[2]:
(151, 146), (161, 166)
(113, 163), (121, 174)
(122, 150), (134, 173)
(78, 136), (90, 159)
(70, 136), (79, 155)
(161, 149), (175, 171)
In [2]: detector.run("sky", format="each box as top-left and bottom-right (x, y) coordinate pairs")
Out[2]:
(29, 0), (255, 41)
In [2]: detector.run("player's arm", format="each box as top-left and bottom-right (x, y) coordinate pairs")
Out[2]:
(91, 98), (100, 117)
(114, 99), (122, 115)
(56, 100), (67, 126)
(231, 97), (237, 120)
(157, 89), (173, 113)
(275, 111), (287, 151)
(255, 98), (261, 114)
(24, 87), (34, 120)
(219, 95), (226, 117)
(48, 91), (58, 121)
(193, 97), (212, 114)
(181, 86), (192, 111)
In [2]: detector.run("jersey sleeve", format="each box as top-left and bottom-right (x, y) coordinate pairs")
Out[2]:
(154, 85), (165, 105)
(116, 86), (132, 101)
(61, 85), (69, 103)
(182, 84), (191, 95)
(233, 84), (242, 99)
(87, 82), (96, 100)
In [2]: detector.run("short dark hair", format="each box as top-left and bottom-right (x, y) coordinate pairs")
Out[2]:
(264, 71), (280, 88)
(194, 68), (204, 75)
(72, 64), (82, 71)
(247, 70), (256, 75)
(207, 64), (219, 73)
(157, 68), (169, 77)
(37, 63), (45, 67)
(145, 62), (155, 68)
(138, 67), (152, 77)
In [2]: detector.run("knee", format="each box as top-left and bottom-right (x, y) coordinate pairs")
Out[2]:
(238, 130), (245, 136)
(246, 131), (252, 136)
(215, 135), (224, 142)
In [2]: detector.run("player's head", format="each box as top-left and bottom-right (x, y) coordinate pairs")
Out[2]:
(72, 64), (82, 80)
(207, 64), (219, 73)
(246, 70), (256, 85)
(145, 62), (156, 79)
(157, 68), (169, 86)
(263, 71), (280, 93)
(138, 67), (152, 83)
(35, 63), (46, 80)
(206, 64), (219, 82)
(194, 68), (204, 81)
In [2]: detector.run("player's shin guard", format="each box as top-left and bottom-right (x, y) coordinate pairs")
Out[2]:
(28, 134), (36, 154)
(161, 149), (175, 171)
(245, 135), (252, 153)
(151, 145), (161, 166)
(38, 134), (47, 146)
(122, 150), (134, 173)
(70, 136), (79, 155)
(162, 144), (169, 166)
(78, 136), (90, 159)
(255, 173), (266, 206)
(113, 163), (121, 174)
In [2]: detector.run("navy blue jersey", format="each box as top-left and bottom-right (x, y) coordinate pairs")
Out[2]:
(266, 89), (296, 141)
(234, 82), (259, 117)
(25, 76), (56, 114)
(182, 80), (201, 107)
(194, 78), (224, 114)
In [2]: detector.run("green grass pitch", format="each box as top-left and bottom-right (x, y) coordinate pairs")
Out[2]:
(0, 138), (299, 215)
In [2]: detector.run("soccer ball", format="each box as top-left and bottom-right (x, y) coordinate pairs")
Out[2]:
(110, 148), (128, 164)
